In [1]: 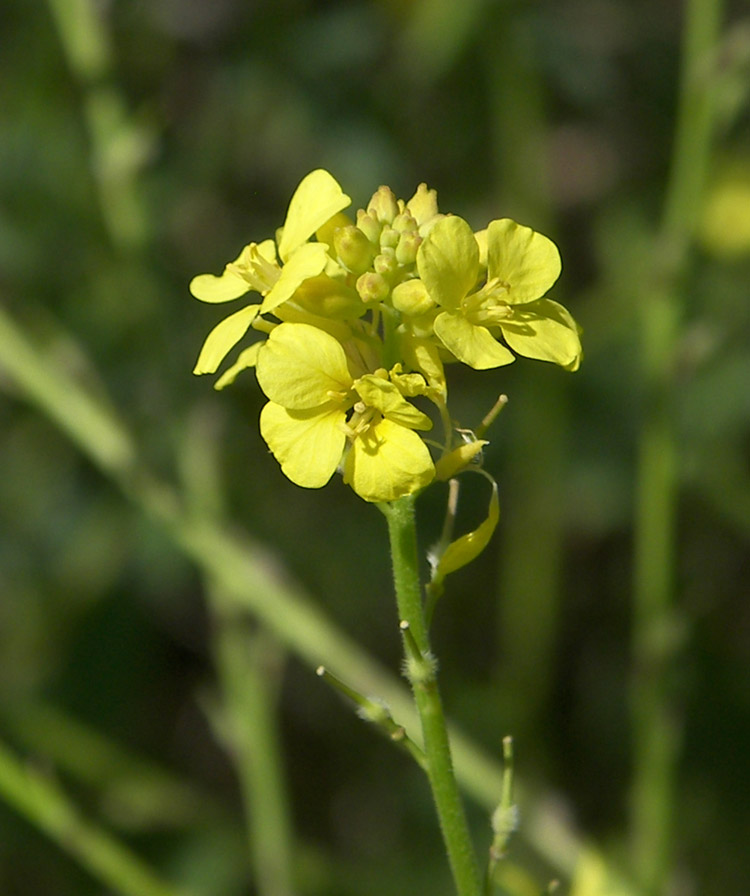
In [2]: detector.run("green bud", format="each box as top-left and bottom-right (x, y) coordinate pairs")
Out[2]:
(391, 279), (435, 315)
(356, 271), (390, 304)
(356, 209), (382, 244)
(406, 183), (440, 228)
(395, 231), (422, 265)
(379, 226), (400, 250)
(373, 250), (398, 279)
(367, 185), (399, 224)
(392, 212), (418, 233)
(294, 274), (367, 319)
(334, 225), (375, 274)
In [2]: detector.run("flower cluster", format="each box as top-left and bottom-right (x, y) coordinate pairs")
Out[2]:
(191, 170), (581, 504)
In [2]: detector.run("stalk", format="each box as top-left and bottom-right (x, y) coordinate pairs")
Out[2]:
(381, 496), (482, 896)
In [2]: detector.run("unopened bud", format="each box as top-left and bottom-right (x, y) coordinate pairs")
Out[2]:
(355, 210), (382, 245)
(396, 231), (422, 265)
(373, 250), (398, 279)
(379, 226), (399, 250)
(334, 225), (375, 274)
(356, 271), (390, 304)
(367, 185), (399, 224)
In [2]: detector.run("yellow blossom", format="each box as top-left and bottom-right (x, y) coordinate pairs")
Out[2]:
(255, 323), (435, 502)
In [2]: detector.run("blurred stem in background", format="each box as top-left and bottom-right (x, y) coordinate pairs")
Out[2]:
(180, 409), (298, 896)
(484, 5), (568, 746)
(0, 739), (194, 896)
(45, 0), (152, 250)
(631, 0), (725, 892)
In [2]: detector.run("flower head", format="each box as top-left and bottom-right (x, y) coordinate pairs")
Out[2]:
(190, 169), (582, 502)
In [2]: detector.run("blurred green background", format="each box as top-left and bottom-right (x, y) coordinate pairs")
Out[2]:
(2, 0), (750, 894)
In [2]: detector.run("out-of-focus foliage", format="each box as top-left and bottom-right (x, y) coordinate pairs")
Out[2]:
(1, 1), (749, 894)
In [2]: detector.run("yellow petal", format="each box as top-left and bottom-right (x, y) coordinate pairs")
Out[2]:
(256, 322), (352, 409)
(193, 305), (260, 375)
(260, 401), (346, 488)
(434, 312), (515, 369)
(277, 170), (351, 262)
(487, 219), (561, 304)
(214, 343), (262, 390)
(261, 242), (330, 314)
(500, 298), (582, 368)
(343, 418), (434, 503)
(189, 270), (249, 303)
(417, 216), (479, 310)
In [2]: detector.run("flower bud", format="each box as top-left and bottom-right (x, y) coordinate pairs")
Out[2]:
(406, 183), (439, 228)
(392, 212), (418, 233)
(334, 225), (375, 274)
(391, 279), (435, 316)
(395, 231), (422, 266)
(356, 271), (390, 305)
(356, 210), (382, 244)
(367, 185), (399, 224)
(379, 226), (400, 250)
(373, 250), (398, 280)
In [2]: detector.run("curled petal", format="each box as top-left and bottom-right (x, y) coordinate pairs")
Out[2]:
(190, 270), (249, 303)
(214, 343), (262, 390)
(193, 305), (260, 375)
(278, 169), (351, 262)
(261, 243), (330, 314)
(354, 375), (432, 430)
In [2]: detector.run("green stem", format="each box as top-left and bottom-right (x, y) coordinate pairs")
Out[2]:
(631, 0), (725, 891)
(0, 739), (193, 896)
(381, 496), (482, 896)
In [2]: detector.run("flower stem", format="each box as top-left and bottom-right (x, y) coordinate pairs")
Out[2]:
(381, 496), (482, 896)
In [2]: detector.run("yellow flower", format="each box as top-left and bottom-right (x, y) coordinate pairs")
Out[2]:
(191, 170), (351, 380)
(255, 322), (435, 502)
(418, 216), (582, 370)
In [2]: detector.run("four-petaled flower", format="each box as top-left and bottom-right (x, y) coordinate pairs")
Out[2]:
(256, 323), (435, 503)
(418, 216), (581, 370)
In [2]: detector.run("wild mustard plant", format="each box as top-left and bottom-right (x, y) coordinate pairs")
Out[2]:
(191, 169), (581, 895)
